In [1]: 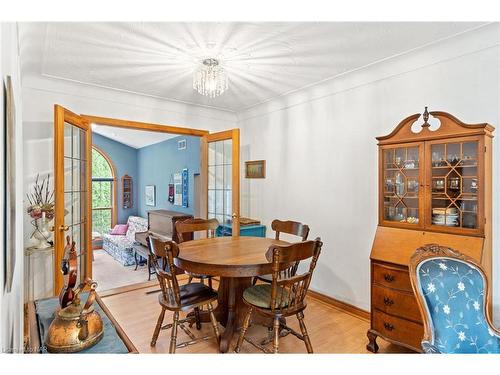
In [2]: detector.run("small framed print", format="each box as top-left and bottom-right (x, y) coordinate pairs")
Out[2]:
(178, 139), (187, 150)
(145, 185), (156, 206)
(245, 160), (266, 179)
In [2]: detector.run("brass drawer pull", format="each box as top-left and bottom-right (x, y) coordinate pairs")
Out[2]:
(383, 297), (394, 306)
(384, 274), (395, 282)
(383, 322), (395, 331)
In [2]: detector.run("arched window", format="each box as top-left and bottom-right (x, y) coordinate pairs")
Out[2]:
(92, 146), (117, 237)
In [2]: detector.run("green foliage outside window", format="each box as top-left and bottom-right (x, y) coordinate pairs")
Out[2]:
(92, 148), (114, 236)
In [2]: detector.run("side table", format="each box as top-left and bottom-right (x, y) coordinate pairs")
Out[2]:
(132, 243), (154, 281)
(25, 293), (137, 353)
(24, 246), (54, 302)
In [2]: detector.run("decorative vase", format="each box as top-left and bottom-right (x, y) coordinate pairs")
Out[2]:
(31, 212), (51, 249)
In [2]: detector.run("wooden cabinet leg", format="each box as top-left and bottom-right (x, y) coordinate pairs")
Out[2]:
(366, 330), (379, 353)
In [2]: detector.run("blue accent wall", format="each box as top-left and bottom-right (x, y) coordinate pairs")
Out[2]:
(137, 136), (200, 218)
(92, 133), (138, 224)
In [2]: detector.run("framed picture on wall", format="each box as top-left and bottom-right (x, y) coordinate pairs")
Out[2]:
(245, 160), (266, 179)
(145, 185), (156, 206)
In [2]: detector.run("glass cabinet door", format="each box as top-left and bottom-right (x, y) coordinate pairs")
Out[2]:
(428, 139), (480, 230)
(382, 144), (422, 226)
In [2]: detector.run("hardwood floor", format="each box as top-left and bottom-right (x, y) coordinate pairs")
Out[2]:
(93, 249), (150, 292)
(101, 278), (413, 354)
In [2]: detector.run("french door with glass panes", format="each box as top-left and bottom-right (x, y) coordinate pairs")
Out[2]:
(205, 129), (240, 236)
(53, 105), (92, 295)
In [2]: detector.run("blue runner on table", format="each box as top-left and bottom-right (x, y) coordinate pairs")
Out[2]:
(35, 293), (130, 353)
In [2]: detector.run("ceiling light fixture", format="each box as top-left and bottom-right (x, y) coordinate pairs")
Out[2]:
(193, 58), (228, 98)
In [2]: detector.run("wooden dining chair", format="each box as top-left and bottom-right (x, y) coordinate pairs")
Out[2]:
(253, 219), (310, 285)
(235, 238), (323, 354)
(175, 218), (220, 289)
(148, 235), (220, 353)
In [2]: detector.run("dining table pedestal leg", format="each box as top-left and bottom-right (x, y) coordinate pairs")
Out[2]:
(214, 276), (252, 352)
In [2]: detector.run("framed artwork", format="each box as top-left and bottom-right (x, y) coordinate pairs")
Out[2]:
(4, 76), (16, 292)
(178, 139), (187, 150)
(173, 173), (182, 206)
(145, 185), (156, 206)
(245, 160), (266, 179)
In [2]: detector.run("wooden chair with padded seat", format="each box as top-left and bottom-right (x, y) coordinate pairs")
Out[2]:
(253, 219), (310, 285)
(235, 238), (323, 354)
(175, 218), (219, 289)
(148, 235), (220, 353)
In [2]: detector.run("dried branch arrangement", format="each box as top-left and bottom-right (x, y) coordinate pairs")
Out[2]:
(26, 174), (55, 220)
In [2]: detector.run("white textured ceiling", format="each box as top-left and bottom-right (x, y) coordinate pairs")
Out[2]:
(20, 22), (485, 112)
(92, 124), (177, 149)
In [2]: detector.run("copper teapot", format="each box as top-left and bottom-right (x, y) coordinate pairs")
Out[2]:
(45, 279), (103, 353)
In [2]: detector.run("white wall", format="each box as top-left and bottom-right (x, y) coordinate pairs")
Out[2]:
(237, 23), (500, 322)
(0, 22), (24, 353)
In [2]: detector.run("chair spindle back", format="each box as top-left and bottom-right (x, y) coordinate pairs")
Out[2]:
(270, 219), (310, 277)
(148, 235), (182, 307)
(265, 238), (322, 314)
(271, 219), (310, 241)
(175, 218), (219, 243)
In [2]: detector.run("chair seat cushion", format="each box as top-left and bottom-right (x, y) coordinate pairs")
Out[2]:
(256, 274), (272, 283)
(187, 272), (211, 279)
(243, 284), (289, 309)
(159, 282), (217, 309)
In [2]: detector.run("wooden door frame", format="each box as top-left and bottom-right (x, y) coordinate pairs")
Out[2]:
(55, 110), (241, 293)
(81, 114), (211, 220)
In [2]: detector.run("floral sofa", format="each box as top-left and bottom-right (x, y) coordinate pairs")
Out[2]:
(102, 216), (148, 266)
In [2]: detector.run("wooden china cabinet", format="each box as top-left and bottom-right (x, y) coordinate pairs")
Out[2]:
(367, 108), (494, 353)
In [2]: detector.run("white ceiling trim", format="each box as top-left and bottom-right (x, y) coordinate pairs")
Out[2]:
(22, 22), (488, 113)
(238, 23), (492, 113)
(21, 74), (238, 125)
(238, 22), (500, 122)
(40, 72), (236, 113)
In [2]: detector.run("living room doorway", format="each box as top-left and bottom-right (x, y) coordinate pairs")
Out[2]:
(52, 105), (240, 295)
(90, 124), (203, 292)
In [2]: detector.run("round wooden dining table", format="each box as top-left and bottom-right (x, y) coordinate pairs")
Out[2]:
(176, 236), (288, 353)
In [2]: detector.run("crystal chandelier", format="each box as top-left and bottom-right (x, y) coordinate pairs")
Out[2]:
(193, 58), (228, 98)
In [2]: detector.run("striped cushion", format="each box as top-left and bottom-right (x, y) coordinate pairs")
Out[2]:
(243, 284), (289, 309)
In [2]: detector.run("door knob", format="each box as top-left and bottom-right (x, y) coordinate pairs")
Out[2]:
(232, 213), (238, 219)
(59, 225), (69, 232)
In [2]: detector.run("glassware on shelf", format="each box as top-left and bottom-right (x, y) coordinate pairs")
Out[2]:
(432, 178), (445, 192)
(395, 173), (405, 196)
(448, 176), (460, 190)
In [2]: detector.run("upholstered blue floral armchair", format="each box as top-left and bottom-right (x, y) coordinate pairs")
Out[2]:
(409, 244), (500, 354)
